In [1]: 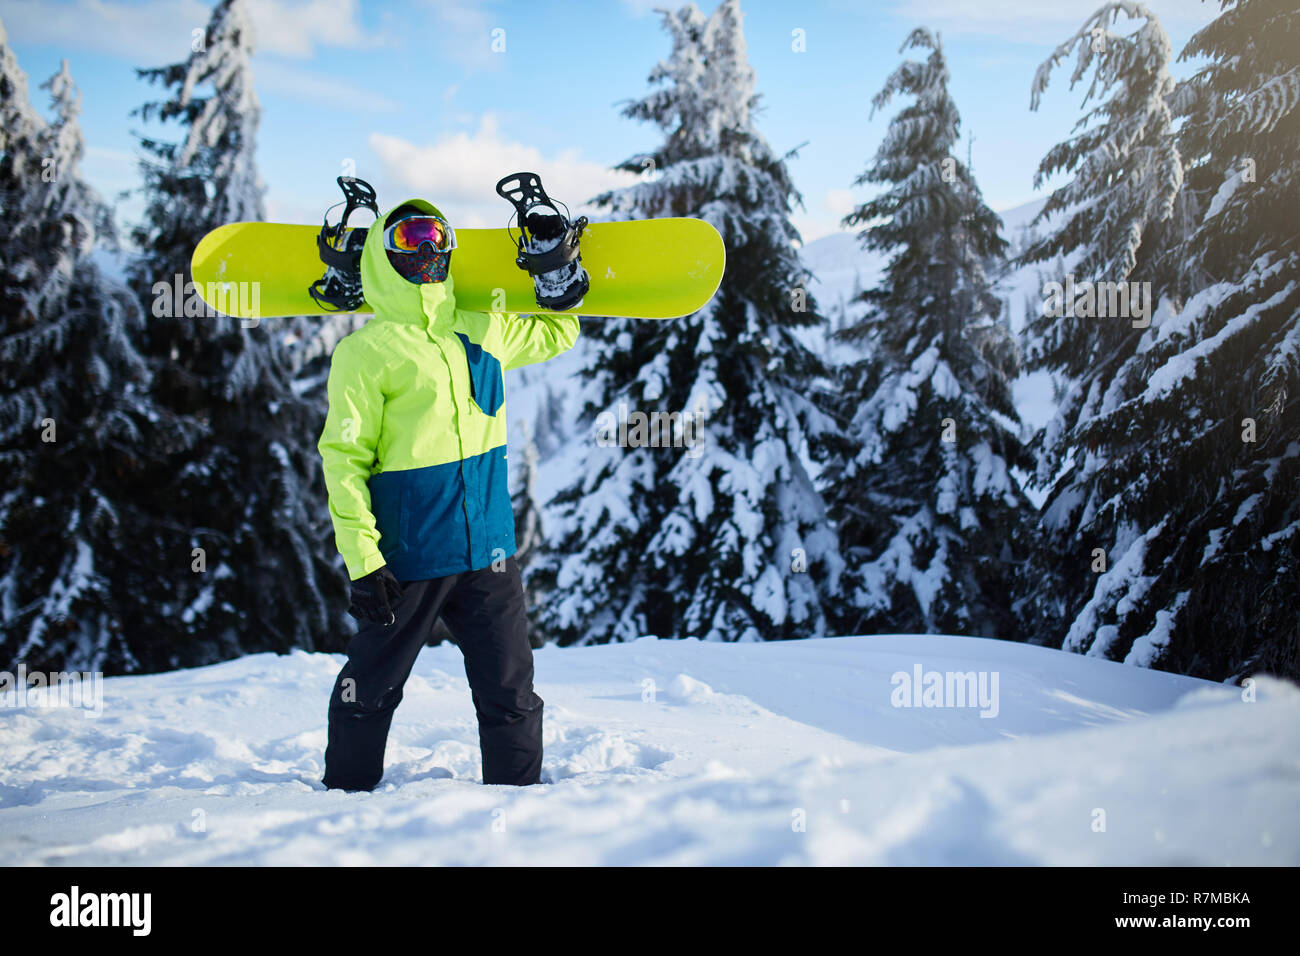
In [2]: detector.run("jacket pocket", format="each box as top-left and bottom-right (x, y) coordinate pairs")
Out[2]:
(455, 332), (504, 416)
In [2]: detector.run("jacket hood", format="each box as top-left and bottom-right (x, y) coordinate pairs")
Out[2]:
(360, 196), (457, 328)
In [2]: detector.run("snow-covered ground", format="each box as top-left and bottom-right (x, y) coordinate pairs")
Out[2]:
(1, 635), (1295, 866)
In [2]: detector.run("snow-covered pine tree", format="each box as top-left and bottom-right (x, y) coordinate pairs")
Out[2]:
(537, 384), (567, 458)
(1020, 0), (1300, 680)
(511, 419), (545, 562)
(123, 0), (349, 668)
(510, 419), (548, 648)
(820, 27), (1030, 639)
(1024, 3), (1192, 293)
(0, 40), (160, 673)
(529, 0), (841, 645)
(1015, 2), (1192, 647)
(0, 20), (53, 322)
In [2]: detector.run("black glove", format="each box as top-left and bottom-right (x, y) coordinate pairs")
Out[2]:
(347, 566), (405, 626)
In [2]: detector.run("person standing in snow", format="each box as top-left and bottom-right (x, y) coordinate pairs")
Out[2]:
(317, 196), (579, 790)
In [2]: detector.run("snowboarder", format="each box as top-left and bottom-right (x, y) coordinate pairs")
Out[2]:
(317, 195), (579, 791)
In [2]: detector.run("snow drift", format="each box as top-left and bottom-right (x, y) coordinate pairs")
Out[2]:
(0, 634), (1295, 866)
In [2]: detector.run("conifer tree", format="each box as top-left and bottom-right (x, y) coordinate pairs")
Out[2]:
(822, 27), (1030, 638)
(1015, 2), (1190, 646)
(1024, 3), (1191, 292)
(510, 420), (548, 648)
(124, 0), (349, 668)
(0, 38), (158, 671)
(531, 0), (841, 644)
(512, 420), (545, 562)
(1020, 0), (1299, 679)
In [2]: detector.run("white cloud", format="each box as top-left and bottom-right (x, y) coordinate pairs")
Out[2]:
(1, 0), (397, 114)
(0, 0), (387, 62)
(247, 0), (387, 58)
(265, 192), (325, 226)
(369, 113), (638, 228)
(0, 0), (210, 63)
(254, 60), (399, 112)
(416, 0), (502, 72)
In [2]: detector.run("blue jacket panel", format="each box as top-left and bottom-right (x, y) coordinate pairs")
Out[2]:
(367, 444), (516, 581)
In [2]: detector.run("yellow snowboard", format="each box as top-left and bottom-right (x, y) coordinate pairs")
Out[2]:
(190, 218), (724, 320)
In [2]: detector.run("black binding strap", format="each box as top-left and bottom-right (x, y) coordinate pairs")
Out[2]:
(308, 176), (379, 312)
(513, 221), (587, 275)
(317, 228), (368, 271)
(495, 171), (588, 277)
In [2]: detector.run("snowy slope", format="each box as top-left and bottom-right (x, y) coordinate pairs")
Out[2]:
(1, 635), (1295, 866)
(796, 230), (887, 369)
(800, 229), (888, 317)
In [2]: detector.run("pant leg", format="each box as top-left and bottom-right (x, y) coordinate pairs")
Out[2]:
(440, 556), (543, 786)
(323, 575), (457, 791)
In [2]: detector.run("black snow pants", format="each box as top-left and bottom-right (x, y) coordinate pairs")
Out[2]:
(322, 556), (543, 790)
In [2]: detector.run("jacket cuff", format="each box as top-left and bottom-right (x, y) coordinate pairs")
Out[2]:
(347, 550), (389, 581)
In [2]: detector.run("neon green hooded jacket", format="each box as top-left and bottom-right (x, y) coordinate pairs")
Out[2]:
(317, 197), (579, 581)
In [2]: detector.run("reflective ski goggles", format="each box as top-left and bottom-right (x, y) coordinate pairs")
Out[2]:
(383, 214), (457, 254)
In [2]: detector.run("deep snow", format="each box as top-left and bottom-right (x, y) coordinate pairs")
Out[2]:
(1, 634), (1295, 865)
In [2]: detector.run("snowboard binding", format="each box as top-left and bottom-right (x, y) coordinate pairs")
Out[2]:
(496, 171), (589, 311)
(308, 175), (380, 312)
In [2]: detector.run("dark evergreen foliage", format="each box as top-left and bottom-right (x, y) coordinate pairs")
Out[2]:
(530, 0), (842, 645)
(820, 28), (1030, 639)
(1017, 0), (1299, 680)
(117, 0), (349, 672)
(0, 45), (167, 671)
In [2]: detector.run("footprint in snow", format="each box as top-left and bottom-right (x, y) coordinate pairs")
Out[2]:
(542, 728), (674, 782)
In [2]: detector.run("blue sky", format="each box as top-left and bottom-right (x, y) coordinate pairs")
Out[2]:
(2, 0), (1219, 243)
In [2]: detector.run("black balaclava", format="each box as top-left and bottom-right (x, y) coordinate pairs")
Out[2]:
(385, 203), (452, 284)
